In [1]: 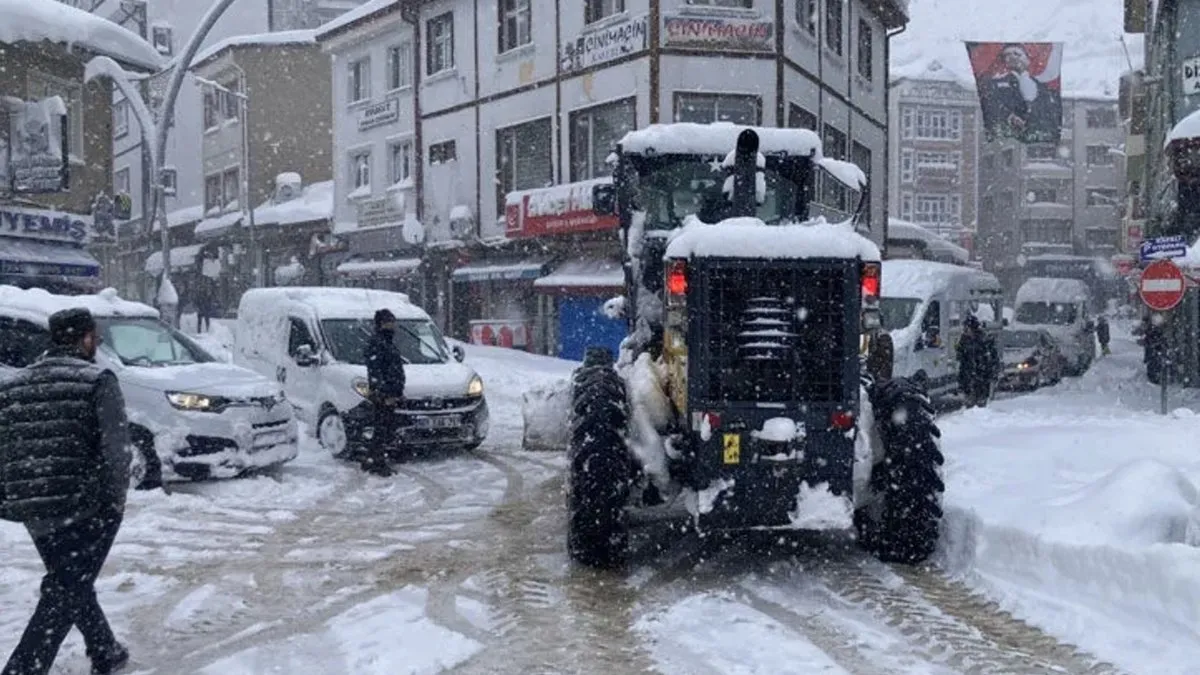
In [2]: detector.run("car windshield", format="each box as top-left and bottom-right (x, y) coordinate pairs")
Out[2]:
(321, 318), (449, 366)
(879, 298), (921, 331)
(96, 318), (212, 367)
(1015, 302), (1077, 326)
(632, 158), (800, 229)
(1003, 331), (1043, 349)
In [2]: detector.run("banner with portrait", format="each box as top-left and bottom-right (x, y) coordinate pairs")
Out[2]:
(0, 95), (69, 194)
(965, 42), (1064, 145)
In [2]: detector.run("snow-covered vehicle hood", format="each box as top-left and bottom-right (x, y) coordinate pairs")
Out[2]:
(324, 361), (481, 399)
(1002, 347), (1038, 366)
(118, 362), (281, 398)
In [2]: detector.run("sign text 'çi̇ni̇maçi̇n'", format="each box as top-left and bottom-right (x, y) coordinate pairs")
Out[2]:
(1183, 55), (1200, 96)
(661, 14), (775, 52)
(561, 15), (649, 72)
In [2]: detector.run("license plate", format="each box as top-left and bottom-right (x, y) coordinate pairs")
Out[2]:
(415, 415), (460, 430)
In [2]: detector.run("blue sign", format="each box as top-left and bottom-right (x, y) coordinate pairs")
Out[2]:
(0, 206), (90, 243)
(1140, 235), (1187, 262)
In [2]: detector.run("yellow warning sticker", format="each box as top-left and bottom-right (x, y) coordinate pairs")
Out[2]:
(723, 434), (741, 464)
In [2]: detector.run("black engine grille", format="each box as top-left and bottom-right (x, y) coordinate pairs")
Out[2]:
(700, 264), (849, 403)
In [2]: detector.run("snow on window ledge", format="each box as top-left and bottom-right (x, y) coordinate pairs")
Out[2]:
(423, 68), (459, 86)
(677, 4), (759, 19)
(346, 184), (372, 201)
(582, 11), (630, 32)
(387, 177), (415, 192)
(497, 42), (535, 63)
(347, 97), (372, 110)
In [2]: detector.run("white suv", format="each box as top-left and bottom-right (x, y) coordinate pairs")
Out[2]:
(0, 286), (298, 485)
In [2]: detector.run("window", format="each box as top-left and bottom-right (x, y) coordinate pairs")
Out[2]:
(1029, 188), (1057, 203)
(851, 141), (872, 224)
(1087, 187), (1120, 206)
(496, 117), (553, 213)
(387, 42), (412, 90)
(825, 0), (844, 55)
(1021, 219), (1072, 244)
(914, 194), (959, 224)
(389, 140), (413, 185)
(499, 0), (532, 53)
(220, 78), (240, 120)
(570, 98), (636, 181)
(1086, 108), (1118, 128)
(427, 13), (455, 75)
(288, 318), (316, 357)
(222, 168), (239, 209)
(856, 19), (873, 80)
(900, 192), (913, 220)
(998, 190), (1014, 210)
(912, 108), (961, 140)
(675, 93), (761, 125)
(687, 0), (752, 6)
(900, 148), (914, 183)
(348, 58), (370, 103)
(821, 124), (847, 210)
(1002, 149), (1015, 167)
(151, 25), (173, 56)
(429, 140), (457, 164)
(586, 0), (625, 24)
(1086, 145), (1115, 166)
(901, 107), (913, 139)
(1026, 144), (1057, 160)
(113, 99), (129, 139)
(204, 174), (222, 213)
(350, 151), (371, 189)
(795, 0), (816, 34)
(787, 104), (817, 130)
(114, 166), (130, 196)
(28, 72), (83, 162)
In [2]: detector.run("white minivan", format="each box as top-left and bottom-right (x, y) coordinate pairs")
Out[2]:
(233, 287), (489, 457)
(880, 260), (1005, 397)
(0, 286), (298, 486)
(1012, 277), (1096, 375)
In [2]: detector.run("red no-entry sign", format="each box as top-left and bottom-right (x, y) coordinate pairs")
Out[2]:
(1140, 259), (1187, 311)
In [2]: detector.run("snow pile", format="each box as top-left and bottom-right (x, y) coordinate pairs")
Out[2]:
(788, 482), (853, 530)
(751, 418), (803, 443)
(1015, 277), (1090, 305)
(1166, 108), (1200, 145)
(254, 180), (334, 226)
(190, 29), (316, 67)
(666, 216), (881, 262)
(0, 0), (163, 71)
(685, 478), (735, 518)
(156, 275), (179, 306)
(0, 285), (158, 324)
(625, 353), (672, 493)
(816, 157), (867, 190)
(620, 123), (822, 157)
(520, 378), (571, 452)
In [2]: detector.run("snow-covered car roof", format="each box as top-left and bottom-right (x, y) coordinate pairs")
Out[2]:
(0, 286), (159, 327)
(1015, 277), (1091, 305)
(0, 0), (163, 71)
(881, 260), (1001, 299)
(665, 216), (880, 262)
(238, 287), (430, 322)
(618, 123), (822, 158)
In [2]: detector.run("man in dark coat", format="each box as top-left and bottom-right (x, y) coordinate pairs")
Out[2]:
(362, 309), (405, 477)
(956, 314), (999, 408)
(1096, 316), (1112, 356)
(0, 308), (131, 675)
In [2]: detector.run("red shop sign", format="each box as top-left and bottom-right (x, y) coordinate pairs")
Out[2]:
(504, 178), (619, 239)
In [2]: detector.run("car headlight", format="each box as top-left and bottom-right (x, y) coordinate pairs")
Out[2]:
(467, 375), (484, 397)
(352, 378), (371, 399)
(166, 391), (217, 411)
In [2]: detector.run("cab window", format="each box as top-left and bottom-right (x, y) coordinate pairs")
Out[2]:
(288, 318), (316, 357)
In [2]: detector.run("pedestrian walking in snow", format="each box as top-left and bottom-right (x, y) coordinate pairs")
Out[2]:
(957, 314), (999, 408)
(1096, 316), (1111, 356)
(362, 309), (405, 477)
(0, 308), (131, 675)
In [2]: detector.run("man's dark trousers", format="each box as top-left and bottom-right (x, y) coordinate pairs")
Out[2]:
(364, 398), (401, 471)
(2, 508), (123, 675)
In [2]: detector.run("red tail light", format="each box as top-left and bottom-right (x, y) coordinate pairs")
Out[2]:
(861, 262), (880, 299)
(666, 260), (688, 296)
(830, 410), (855, 430)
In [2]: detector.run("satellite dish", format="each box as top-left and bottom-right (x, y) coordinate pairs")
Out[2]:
(402, 217), (425, 245)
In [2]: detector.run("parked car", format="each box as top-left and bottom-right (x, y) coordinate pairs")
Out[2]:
(997, 327), (1067, 391)
(233, 287), (489, 458)
(0, 286), (299, 486)
(1012, 277), (1096, 376)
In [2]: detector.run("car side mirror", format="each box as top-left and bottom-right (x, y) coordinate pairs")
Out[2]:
(294, 344), (319, 367)
(592, 183), (616, 216)
(452, 344), (466, 363)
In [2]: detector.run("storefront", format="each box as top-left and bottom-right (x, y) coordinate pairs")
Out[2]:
(450, 256), (548, 350)
(532, 258), (625, 360)
(337, 196), (426, 305)
(0, 205), (100, 294)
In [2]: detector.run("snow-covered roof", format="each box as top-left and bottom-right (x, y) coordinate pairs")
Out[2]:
(0, 286), (158, 326)
(190, 29), (317, 69)
(314, 0), (398, 41)
(891, 59), (974, 87)
(533, 258), (624, 289)
(890, 0), (1143, 100)
(886, 219), (970, 264)
(0, 0), (163, 71)
(1015, 277), (1091, 304)
(619, 123), (822, 157)
(665, 216), (881, 262)
(1167, 109), (1200, 146)
(238, 286), (428, 321)
(254, 180), (334, 227)
(145, 244), (205, 274)
(335, 257), (421, 279)
(881, 259), (1000, 299)
(193, 211), (242, 237)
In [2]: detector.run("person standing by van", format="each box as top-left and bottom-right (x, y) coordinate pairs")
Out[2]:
(363, 309), (405, 477)
(957, 314), (998, 407)
(0, 308), (131, 675)
(1096, 315), (1111, 356)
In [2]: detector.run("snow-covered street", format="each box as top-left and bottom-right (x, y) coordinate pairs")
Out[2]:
(2, 322), (1197, 674)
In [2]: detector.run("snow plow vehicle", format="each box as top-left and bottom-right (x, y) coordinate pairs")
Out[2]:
(559, 123), (944, 568)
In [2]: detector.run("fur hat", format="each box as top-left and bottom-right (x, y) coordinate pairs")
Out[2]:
(48, 307), (96, 345)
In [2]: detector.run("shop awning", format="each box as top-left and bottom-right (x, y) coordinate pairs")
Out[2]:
(534, 258), (624, 292)
(451, 259), (546, 283)
(336, 257), (422, 279)
(0, 238), (100, 279)
(193, 212), (243, 238)
(145, 244), (204, 275)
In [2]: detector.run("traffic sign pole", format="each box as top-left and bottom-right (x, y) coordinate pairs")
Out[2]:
(1139, 259), (1189, 414)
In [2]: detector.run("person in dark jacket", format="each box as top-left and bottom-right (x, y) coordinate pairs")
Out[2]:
(362, 309), (406, 477)
(1096, 316), (1111, 356)
(956, 314), (999, 408)
(0, 308), (131, 675)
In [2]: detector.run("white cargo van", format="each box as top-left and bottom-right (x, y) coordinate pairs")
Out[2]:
(1012, 277), (1096, 375)
(0, 286), (298, 486)
(233, 287), (489, 457)
(881, 260), (1004, 397)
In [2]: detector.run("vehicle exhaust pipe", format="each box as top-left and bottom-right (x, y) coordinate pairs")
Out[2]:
(730, 129), (759, 218)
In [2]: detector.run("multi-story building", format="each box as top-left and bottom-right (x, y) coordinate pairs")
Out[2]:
(317, 0), (907, 353)
(887, 59), (980, 250)
(1, 0), (161, 293)
(977, 97), (1126, 290)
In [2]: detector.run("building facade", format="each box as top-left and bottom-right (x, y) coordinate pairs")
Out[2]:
(977, 97), (1126, 290)
(887, 61), (979, 252)
(317, 0), (907, 352)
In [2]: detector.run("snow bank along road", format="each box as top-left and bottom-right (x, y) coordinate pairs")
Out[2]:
(0, 324), (1176, 674)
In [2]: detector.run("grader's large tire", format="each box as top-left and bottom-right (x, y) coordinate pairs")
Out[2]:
(858, 377), (944, 564)
(566, 348), (632, 568)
